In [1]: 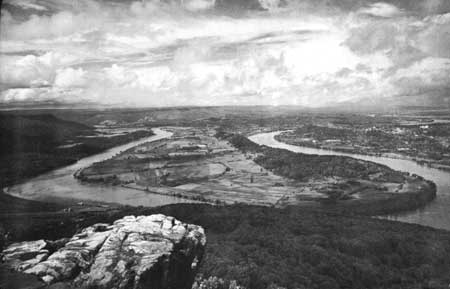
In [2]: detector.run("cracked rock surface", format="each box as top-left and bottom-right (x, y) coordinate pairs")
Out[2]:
(1, 214), (206, 289)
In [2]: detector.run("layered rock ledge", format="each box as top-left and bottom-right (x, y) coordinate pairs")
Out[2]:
(1, 214), (206, 289)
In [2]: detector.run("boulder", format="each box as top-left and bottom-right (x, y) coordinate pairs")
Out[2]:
(2, 240), (51, 272)
(1, 214), (206, 289)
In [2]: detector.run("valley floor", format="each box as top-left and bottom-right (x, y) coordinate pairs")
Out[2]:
(75, 127), (435, 215)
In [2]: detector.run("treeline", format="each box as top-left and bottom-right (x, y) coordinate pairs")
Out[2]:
(304, 180), (436, 216)
(215, 131), (262, 152)
(293, 124), (356, 141)
(216, 130), (405, 183)
(255, 149), (404, 182)
(215, 130), (436, 215)
(0, 113), (153, 188)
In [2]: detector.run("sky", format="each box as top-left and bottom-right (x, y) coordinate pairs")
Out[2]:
(0, 0), (449, 108)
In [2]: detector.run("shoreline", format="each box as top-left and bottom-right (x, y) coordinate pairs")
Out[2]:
(275, 133), (450, 173)
(74, 129), (438, 217)
(71, 176), (437, 216)
(1, 129), (184, 208)
(2, 127), (440, 229)
(0, 129), (157, 190)
(247, 131), (439, 217)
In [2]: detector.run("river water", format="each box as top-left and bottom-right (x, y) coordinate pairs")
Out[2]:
(4, 128), (194, 207)
(249, 131), (450, 231)
(5, 127), (450, 229)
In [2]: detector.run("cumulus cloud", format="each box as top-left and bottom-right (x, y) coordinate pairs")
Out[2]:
(54, 67), (86, 87)
(103, 64), (137, 87)
(344, 11), (450, 69)
(0, 0), (449, 107)
(419, 0), (450, 14)
(258, 0), (281, 11)
(358, 2), (402, 18)
(416, 13), (450, 58)
(7, 0), (49, 11)
(393, 57), (450, 93)
(0, 52), (79, 89)
(345, 19), (407, 55)
(1, 88), (43, 102)
(2, 11), (95, 40)
(183, 0), (216, 11)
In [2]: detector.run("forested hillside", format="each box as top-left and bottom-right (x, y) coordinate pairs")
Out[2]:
(0, 113), (153, 188)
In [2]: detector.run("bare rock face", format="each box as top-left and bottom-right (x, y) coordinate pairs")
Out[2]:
(1, 215), (206, 289)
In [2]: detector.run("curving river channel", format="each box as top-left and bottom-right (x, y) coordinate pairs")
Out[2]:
(4, 128), (194, 207)
(249, 131), (450, 230)
(5, 127), (450, 230)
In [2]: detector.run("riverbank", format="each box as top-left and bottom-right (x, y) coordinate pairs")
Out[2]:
(71, 127), (436, 215)
(0, 113), (155, 190)
(275, 132), (450, 173)
(304, 179), (436, 216)
(0, 125), (446, 289)
(218, 131), (437, 216)
(252, 130), (450, 230)
(2, 129), (197, 208)
(73, 127), (300, 207)
(70, 127), (438, 216)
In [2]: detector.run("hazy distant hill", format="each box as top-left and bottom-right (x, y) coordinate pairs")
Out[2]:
(0, 113), (91, 156)
(0, 112), (153, 188)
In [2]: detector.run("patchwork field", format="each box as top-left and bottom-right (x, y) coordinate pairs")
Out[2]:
(75, 127), (433, 210)
(77, 127), (299, 205)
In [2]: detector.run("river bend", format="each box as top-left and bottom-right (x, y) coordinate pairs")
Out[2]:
(4, 128), (193, 207)
(249, 131), (450, 230)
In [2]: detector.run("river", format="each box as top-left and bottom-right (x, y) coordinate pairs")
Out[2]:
(4, 128), (194, 207)
(249, 131), (450, 231)
(5, 127), (450, 229)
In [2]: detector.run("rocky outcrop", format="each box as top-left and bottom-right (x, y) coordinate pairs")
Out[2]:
(1, 214), (206, 289)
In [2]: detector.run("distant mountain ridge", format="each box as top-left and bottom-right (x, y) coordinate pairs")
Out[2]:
(0, 113), (91, 156)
